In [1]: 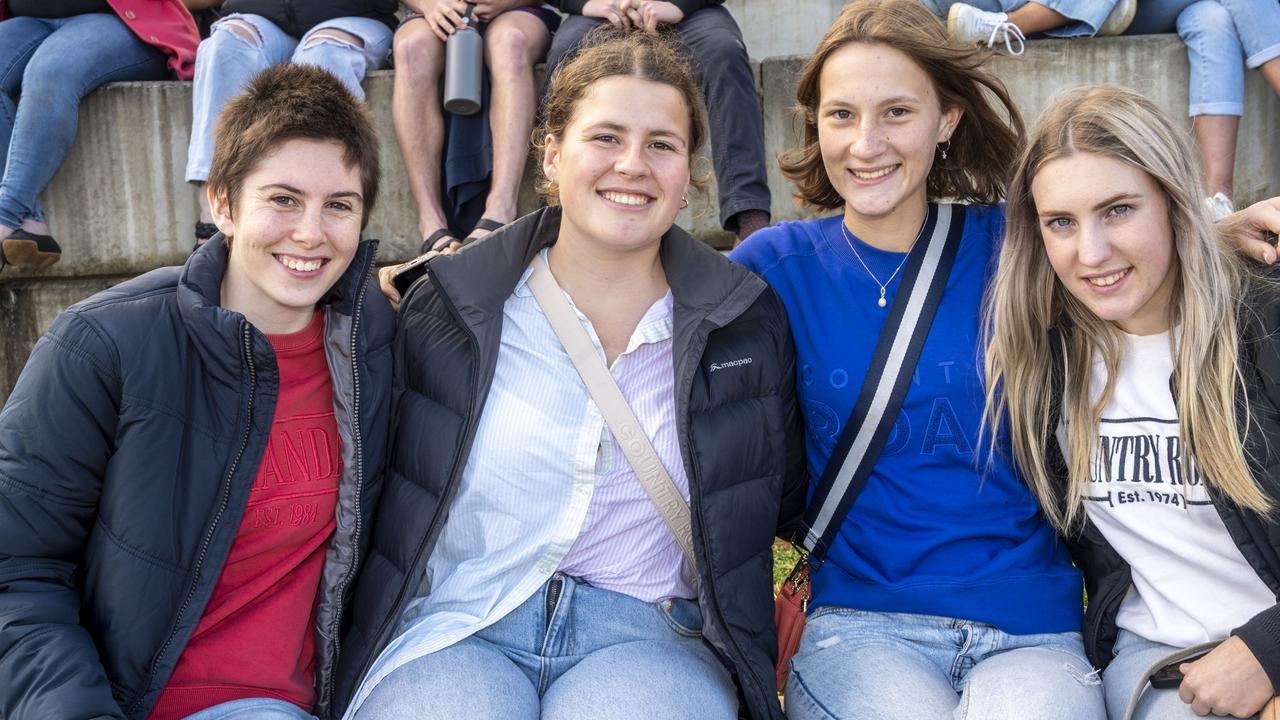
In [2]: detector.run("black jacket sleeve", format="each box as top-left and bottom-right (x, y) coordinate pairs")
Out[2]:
(768, 290), (807, 541)
(1234, 604), (1280, 690)
(0, 311), (126, 720)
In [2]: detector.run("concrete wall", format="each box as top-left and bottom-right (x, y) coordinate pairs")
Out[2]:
(4, 34), (1280, 400)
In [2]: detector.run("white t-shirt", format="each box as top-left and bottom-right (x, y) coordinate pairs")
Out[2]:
(1056, 330), (1273, 647)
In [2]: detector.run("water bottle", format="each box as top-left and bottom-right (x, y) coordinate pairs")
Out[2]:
(443, 4), (483, 116)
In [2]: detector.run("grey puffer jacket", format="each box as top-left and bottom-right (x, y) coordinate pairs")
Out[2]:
(335, 207), (807, 720)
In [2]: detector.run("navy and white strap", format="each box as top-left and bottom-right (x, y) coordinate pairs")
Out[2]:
(803, 203), (965, 562)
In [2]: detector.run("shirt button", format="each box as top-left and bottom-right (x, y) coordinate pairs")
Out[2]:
(125, 9), (136, 19)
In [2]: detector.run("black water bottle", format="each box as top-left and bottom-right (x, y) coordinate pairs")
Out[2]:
(443, 3), (483, 115)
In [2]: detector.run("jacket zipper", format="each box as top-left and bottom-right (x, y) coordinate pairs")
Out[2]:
(127, 323), (257, 717)
(322, 244), (375, 708)
(350, 268), (482, 695)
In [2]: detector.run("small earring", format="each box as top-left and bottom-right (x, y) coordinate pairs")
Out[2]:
(938, 139), (951, 161)
(680, 195), (689, 209)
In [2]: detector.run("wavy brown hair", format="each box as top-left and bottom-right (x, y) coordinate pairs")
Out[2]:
(781, 0), (1022, 210)
(537, 27), (709, 205)
(983, 85), (1272, 531)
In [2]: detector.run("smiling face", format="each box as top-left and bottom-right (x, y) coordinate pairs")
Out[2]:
(212, 137), (363, 334)
(542, 75), (692, 255)
(817, 42), (960, 230)
(1032, 151), (1179, 335)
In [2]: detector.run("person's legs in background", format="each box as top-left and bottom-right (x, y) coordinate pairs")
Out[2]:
(185, 14), (297, 246)
(0, 13), (167, 267)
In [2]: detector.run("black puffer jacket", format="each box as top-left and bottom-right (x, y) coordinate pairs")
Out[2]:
(0, 237), (395, 720)
(335, 207), (807, 720)
(1045, 283), (1280, 688)
(220, 0), (398, 36)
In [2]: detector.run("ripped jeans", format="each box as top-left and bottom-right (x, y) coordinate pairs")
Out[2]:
(785, 607), (1105, 720)
(184, 14), (392, 183)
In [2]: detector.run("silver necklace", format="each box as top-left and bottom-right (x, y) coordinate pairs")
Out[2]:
(839, 218), (926, 308)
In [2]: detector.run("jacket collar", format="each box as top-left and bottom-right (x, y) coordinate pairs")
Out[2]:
(427, 206), (766, 330)
(175, 233), (378, 380)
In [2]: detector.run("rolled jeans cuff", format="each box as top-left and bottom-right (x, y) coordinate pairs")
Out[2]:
(1247, 42), (1280, 70)
(1189, 100), (1244, 117)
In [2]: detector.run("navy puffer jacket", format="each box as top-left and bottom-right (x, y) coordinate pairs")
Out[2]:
(0, 237), (394, 719)
(334, 207), (807, 720)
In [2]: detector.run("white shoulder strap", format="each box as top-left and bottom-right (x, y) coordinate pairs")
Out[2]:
(526, 256), (697, 573)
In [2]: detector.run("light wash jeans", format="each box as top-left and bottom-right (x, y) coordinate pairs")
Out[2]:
(0, 13), (167, 230)
(785, 606), (1105, 720)
(351, 573), (738, 719)
(1126, 0), (1280, 116)
(920, 0), (1121, 37)
(184, 14), (392, 183)
(1102, 629), (1262, 720)
(182, 697), (317, 720)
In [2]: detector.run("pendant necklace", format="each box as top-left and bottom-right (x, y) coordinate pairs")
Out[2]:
(839, 217), (926, 308)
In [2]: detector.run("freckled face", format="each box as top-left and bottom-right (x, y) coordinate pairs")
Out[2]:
(213, 138), (363, 334)
(1032, 152), (1178, 335)
(542, 75), (692, 255)
(817, 42), (960, 223)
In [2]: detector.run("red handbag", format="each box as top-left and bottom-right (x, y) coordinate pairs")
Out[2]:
(774, 555), (810, 691)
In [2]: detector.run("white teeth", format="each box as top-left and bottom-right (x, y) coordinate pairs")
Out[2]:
(1088, 269), (1128, 287)
(280, 256), (323, 272)
(852, 166), (896, 180)
(601, 191), (651, 206)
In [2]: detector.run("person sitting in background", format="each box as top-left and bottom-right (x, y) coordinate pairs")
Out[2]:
(0, 64), (394, 720)
(544, 0), (773, 246)
(1122, 0), (1280, 221)
(926, 0), (1135, 54)
(184, 0), (397, 249)
(391, 0), (559, 254)
(0, 0), (198, 269)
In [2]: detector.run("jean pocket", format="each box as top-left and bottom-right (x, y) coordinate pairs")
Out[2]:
(655, 597), (704, 638)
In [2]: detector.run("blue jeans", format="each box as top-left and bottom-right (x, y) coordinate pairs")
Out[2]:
(1103, 629), (1261, 720)
(182, 697), (317, 720)
(185, 14), (392, 183)
(920, 0), (1121, 37)
(351, 573), (738, 719)
(0, 13), (167, 230)
(785, 607), (1105, 720)
(1127, 0), (1280, 116)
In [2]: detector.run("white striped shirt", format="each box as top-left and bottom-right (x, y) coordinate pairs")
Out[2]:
(344, 252), (692, 715)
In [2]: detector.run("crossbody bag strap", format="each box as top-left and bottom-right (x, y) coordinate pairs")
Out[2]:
(802, 204), (966, 562)
(527, 256), (698, 572)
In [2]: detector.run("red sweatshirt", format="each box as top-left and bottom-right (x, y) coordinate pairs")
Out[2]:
(151, 312), (341, 719)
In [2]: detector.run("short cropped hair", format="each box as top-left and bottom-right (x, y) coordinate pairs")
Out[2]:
(207, 64), (380, 228)
(782, 0), (1023, 209)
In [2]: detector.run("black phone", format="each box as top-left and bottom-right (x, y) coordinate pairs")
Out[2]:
(1149, 649), (1214, 689)
(391, 253), (433, 297)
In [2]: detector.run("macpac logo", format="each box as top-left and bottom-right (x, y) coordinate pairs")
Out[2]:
(709, 357), (753, 373)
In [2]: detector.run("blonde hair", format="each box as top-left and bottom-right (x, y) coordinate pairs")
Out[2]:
(983, 84), (1271, 531)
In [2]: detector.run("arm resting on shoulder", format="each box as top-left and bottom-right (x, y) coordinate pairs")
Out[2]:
(0, 312), (126, 719)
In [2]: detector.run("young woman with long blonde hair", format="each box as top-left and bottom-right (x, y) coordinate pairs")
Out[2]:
(985, 84), (1280, 719)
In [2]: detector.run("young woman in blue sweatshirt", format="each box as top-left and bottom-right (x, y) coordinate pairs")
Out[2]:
(730, 2), (1103, 718)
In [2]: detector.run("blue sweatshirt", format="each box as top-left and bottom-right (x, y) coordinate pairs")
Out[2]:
(731, 204), (1081, 635)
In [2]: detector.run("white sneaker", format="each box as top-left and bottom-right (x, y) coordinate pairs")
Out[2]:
(1206, 192), (1234, 222)
(1097, 0), (1137, 36)
(947, 3), (1026, 55)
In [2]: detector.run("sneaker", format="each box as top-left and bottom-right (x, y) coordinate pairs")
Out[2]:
(1205, 192), (1234, 222)
(947, 3), (1026, 56)
(1097, 0), (1137, 36)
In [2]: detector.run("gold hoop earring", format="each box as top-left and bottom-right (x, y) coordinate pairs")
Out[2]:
(680, 195), (689, 209)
